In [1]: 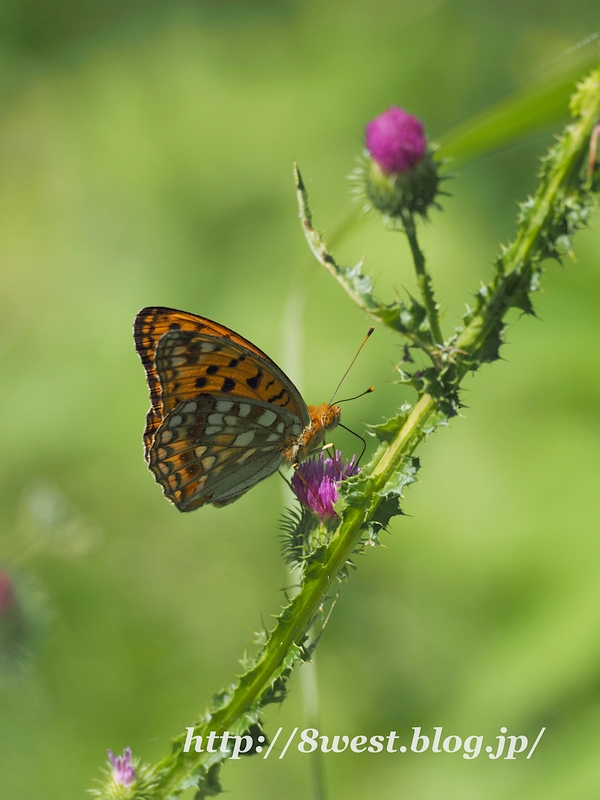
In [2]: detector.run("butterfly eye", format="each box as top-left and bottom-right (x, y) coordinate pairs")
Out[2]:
(325, 408), (341, 430)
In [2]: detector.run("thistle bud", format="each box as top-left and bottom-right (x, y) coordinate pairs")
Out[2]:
(92, 746), (158, 799)
(108, 747), (136, 788)
(357, 106), (441, 219)
(366, 107), (426, 173)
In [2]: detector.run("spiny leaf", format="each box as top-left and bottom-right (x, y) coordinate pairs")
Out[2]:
(194, 765), (223, 799)
(358, 457), (420, 546)
(367, 405), (412, 443)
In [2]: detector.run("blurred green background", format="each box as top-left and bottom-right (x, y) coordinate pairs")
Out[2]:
(1, 1), (600, 798)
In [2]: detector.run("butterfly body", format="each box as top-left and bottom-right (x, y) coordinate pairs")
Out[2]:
(134, 307), (340, 511)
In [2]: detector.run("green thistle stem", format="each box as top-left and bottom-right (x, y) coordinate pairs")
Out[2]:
(400, 208), (444, 348)
(455, 71), (600, 366)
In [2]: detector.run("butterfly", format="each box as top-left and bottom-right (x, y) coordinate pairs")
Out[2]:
(133, 307), (341, 511)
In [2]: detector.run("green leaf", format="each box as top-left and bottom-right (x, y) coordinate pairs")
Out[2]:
(438, 51), (600, 165)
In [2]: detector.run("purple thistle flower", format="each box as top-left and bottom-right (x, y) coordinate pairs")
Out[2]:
(108, 747), (136, 788)
(292, 450), (358, 521)
(365, 107), (426, 174)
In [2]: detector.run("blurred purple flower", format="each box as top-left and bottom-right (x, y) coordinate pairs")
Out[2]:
(0, 571), (14, 615)
(292, 450), (358, 520)
(365, 107), (426, 174)
(108, 747), (136, 788)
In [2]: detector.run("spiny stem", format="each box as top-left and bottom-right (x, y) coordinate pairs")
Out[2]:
(455, 70), (600, 363)
(400, 207), (444, 348)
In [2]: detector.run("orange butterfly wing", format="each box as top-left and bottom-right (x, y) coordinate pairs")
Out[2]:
(133, 306), (310, 460)
(148, 394), (305, 511)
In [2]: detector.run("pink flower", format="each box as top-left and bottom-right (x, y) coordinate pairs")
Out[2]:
(292, 451), (358, 520)
(108, 747), (136, 788)
(365, 107), (426, 174)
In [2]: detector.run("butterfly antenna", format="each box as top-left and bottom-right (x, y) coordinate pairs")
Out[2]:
(335, 386), (375, 404)
(338, 423), (367, 469)
(329, 327), (375, 405)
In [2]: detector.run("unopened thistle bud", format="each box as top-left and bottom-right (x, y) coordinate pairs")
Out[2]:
(354, 106), (441, 219)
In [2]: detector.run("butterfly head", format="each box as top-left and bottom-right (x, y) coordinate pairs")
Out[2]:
(309, 402), (341, 434)
(285, 402), (341, 466)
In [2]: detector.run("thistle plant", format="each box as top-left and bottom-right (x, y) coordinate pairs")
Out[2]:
(92, 69), (600, 799)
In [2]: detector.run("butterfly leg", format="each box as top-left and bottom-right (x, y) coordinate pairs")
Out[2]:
(291, 442), (335, 470)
